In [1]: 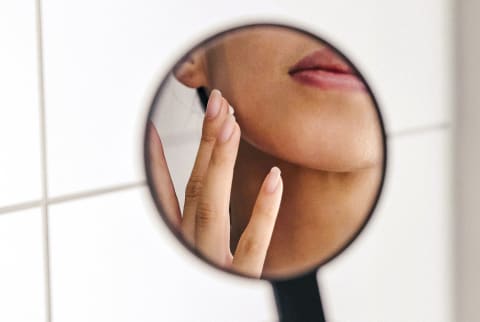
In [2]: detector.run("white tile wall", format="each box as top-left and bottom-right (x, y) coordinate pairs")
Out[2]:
(275, 0), (453, 134)
(48, 187), (276, 322)
(0, 0), (42, 208)
(0, 209), (47, 322)
(40, 0), (156, 197)
(0, 0), (468, 321)
(39, 0), (282, 197)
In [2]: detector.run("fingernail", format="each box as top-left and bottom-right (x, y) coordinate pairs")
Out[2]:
(264, 167), (281, 193)
(228, 104), (235, 115)
(206, 89), (222, 119)
(218, 115), (235, 143)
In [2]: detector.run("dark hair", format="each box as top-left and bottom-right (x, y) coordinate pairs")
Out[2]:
(196, 87), (209, 111)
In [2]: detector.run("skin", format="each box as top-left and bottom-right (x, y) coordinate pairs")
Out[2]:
(151, 25), (384, 278)
(148, 90), (283, 278)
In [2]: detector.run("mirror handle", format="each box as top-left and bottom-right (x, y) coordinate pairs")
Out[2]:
(271, 270), (326, 322)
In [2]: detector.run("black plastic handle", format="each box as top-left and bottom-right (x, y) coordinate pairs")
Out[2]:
(271, 270), (326, 322)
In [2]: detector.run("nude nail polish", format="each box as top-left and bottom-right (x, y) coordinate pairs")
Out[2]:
(206, 89), (222, 119)
(218, 115), (235, 143)
(264, 167), (281, 193)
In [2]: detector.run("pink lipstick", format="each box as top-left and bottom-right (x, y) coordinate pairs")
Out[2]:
(288, 48), (366, 91)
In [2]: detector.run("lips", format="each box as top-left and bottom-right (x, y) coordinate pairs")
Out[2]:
(288, 48), (366, 91)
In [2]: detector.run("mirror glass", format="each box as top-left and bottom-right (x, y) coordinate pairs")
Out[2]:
(144, 23), (386, 280)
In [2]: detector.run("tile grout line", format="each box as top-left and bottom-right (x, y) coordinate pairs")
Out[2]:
(34, 0), (52, 320)
(388, 122), (451, 138)
(0, 200), (43, 216)
(0, 181), (147, 217)
(48, 181), (147, 205)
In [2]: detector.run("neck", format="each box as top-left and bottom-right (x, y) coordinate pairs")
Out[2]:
(230, 138), (382, 278)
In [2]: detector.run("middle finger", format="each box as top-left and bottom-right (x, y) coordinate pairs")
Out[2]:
(181, 89), (229, 244)
(195, 114), (240, 265)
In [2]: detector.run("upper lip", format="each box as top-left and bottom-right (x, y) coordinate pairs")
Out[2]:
(288, 48), (354, 75)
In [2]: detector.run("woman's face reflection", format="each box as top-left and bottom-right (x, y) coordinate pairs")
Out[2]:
(175, 26), (382, 172)
(152, 25), (384, 278)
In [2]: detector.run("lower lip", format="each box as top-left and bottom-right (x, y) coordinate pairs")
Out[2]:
(289, 69), (366, 91)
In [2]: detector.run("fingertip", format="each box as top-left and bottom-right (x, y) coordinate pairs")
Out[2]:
(147, 120), (154, 133)
(217, 114), (236, 143)
(233, 119), (241, 137)
(211, 88), (221, 97)
(206, 90), (223, 119)
(147, 122), (156, 141)
(272, 166), (281, 176)
(264, 166), (282, 193)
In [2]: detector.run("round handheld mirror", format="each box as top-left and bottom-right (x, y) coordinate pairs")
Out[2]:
(144, 23), (386, 321)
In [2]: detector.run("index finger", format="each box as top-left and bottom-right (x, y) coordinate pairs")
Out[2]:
(232, 167), (283, 277)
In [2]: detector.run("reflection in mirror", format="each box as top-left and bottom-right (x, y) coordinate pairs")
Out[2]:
(145, 24), (385, 280)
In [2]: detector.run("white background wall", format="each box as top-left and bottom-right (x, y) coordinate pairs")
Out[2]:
(1, 0), (473, 321)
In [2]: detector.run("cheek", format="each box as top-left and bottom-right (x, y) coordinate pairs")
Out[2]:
(232, 90), (383, 172)
(208, 58), (383, 171)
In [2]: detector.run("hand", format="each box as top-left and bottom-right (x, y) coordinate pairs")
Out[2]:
(147, 89), (283, 278)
